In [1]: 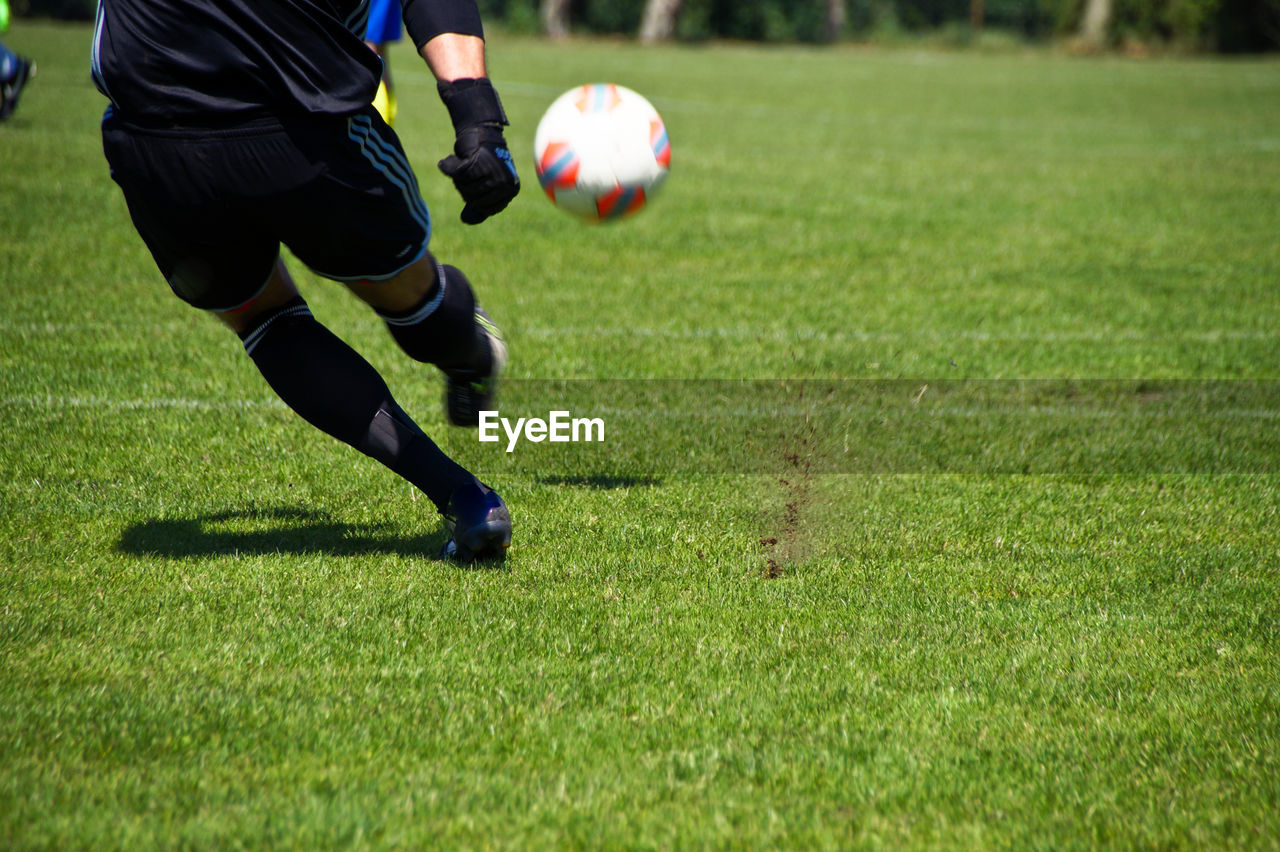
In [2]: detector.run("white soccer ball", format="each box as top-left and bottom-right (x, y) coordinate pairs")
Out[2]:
(534, 83), (671, 223)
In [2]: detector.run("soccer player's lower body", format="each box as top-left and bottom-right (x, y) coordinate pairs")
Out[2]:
(101, 106), (512, 562)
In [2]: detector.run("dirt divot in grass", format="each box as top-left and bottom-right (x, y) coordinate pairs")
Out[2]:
(759, 387), (824, 579)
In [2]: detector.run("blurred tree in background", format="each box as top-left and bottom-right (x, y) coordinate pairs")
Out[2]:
(11, 0), (91, 19)
(13, 0), (1278, 50)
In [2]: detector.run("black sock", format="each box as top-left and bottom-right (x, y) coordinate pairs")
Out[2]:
(238, 297), (473, 511)
(379, 259), (490, 373)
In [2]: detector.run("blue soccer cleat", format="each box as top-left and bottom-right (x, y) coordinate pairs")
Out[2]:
(438, 478), (511, 563)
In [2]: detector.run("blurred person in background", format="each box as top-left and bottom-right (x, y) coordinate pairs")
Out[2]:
(0, 0), (35, 121)
(366, 0), (402, 125)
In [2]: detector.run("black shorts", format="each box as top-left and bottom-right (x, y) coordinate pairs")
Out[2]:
(101, 106), (431, 311)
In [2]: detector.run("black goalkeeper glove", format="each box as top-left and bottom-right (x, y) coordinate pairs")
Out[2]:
(437, 78), (520, 225)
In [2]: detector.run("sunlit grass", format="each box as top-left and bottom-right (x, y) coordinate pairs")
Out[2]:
(2, 22), (1278, 849)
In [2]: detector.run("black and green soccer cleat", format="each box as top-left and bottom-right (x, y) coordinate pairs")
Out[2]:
(444, 306), (506, 427)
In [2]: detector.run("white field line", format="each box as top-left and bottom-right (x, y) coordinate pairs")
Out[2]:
(575, 404), (1280, 422)
(1, 395), (284, 411)
(2, 395), (1274, 421)
(0, 322), (188, 333)
(3, 323), (1275, 344)
(516, 327), (1278, 344)
(412, 77), (1280, 152)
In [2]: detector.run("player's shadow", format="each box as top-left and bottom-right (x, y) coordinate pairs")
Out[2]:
(117, 506), (457, 562)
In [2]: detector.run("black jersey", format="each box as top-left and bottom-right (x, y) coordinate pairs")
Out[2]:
(92, 0), (483, 125)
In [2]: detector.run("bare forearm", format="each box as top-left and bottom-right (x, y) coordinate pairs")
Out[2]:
(420, 33), (487, 82)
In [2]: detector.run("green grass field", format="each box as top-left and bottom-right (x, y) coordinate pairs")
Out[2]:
(3, 20), (1279, 849)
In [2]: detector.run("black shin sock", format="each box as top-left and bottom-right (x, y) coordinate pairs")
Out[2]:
(238, 297), (473, 511)
(379, 260), (490, 373)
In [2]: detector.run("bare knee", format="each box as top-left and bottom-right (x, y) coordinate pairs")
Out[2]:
(344, 253), (439, 314)
(215, 260), (303, 335)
